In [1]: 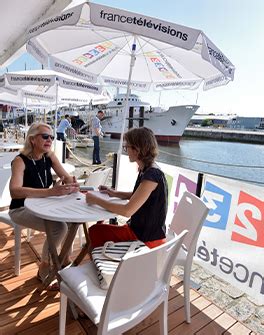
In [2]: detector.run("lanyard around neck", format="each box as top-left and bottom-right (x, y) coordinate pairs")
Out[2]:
(31, 156), (47, 188)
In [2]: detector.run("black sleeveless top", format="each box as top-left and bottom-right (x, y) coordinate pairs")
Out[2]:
(128, 166), (168, 242)
(10, 153), (53, 209)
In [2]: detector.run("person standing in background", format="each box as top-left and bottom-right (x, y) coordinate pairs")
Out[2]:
(91, 110), (104, 165)
(56, 114), (72, 141)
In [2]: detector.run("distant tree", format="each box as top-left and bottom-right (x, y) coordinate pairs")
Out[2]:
(201, 119), (213, 127)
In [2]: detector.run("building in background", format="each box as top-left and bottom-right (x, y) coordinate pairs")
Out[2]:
(188, 114), (264, 131)
(227, 116), (264, 130)
(188, 114), (234, 128)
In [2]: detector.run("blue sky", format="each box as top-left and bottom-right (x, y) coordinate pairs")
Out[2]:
(1, 0), (264, 117)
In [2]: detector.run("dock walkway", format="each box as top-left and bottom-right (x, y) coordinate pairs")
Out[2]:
(0, 222), (256, 335)
(183, 127), (264, 144)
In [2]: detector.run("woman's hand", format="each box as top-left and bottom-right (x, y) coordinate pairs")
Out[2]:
(49, 176), (79, 196)
(98, 185), (116, 197)
(71, 176), (80, 189)
(86, 191), (100, 205)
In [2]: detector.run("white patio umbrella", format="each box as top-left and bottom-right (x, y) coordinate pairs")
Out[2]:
(0, 85), (53, 129)
(0, 69), (103, 133)
(0, 0), (71, 66)
(25, 1), (235, 180)
(0, 90), (23, 107)
(26, 2), (235, 91)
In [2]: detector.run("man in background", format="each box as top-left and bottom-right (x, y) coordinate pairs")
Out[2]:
(56, 114), (72, 141)
(92, 110), (104, 165)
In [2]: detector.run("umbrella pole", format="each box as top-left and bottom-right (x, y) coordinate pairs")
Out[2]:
(115, 38), (137, 189)
(25, 97), (28, 134)
(54, 79), (59, 150)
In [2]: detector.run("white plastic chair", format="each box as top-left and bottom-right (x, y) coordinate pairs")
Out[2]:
(53, 140), (64, 163)
(85, 167), (112, 189)
(59, 230), (188, 335)
(168, 191), (209, 323)
(76, 167), (113, 247)
(0, 210), (23, 276)
(0, 167), (12, 208)
(0, 167), (31, 276)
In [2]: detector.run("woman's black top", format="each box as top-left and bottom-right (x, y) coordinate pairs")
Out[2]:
(10, 153), (53, 209)
(128, 166), (168, 242)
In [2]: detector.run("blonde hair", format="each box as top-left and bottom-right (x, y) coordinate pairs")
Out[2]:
(21, 122), (53, 157)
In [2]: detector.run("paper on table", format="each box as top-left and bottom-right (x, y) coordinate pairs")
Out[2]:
(88, 190), (120, 202)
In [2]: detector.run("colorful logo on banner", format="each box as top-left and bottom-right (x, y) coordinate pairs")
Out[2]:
(197, 179), (264, 302)
(72, 41), (116, 66)
(144, 51), (178, 80)
(171, 173), (197, 212)
(202, 182), (231, 230)
(232, 191), (264, 247)
(202, 181), (264, 248)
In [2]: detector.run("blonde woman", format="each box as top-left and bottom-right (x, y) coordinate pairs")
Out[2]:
(9, 122), (78, 289)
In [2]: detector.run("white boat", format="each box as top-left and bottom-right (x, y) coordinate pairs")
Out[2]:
(101, 94), (199, 144)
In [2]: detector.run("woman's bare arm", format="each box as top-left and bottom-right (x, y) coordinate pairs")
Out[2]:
(9, 156), (78, 199)
(99, 186), (132, 200)
(9, 156), (53, 198)
(86, 180), (157, 217)
(49, 152), (75, 184)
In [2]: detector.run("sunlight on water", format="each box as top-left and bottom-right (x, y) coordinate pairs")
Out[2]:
(75, 138), (264, 185)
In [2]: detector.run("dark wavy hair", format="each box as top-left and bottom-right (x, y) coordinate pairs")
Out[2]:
(124, 127), (158, 168)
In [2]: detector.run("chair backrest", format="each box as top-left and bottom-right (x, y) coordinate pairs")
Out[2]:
(86, 167), (112, 189)
(98, 230), (188, 334)
(169, 191), (209, 254)
(0, 152), (17, 168)
(0, 167), (11, 208)
(53, 140), (64, 163)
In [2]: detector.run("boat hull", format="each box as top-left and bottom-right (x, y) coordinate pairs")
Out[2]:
(101, 105), (199, 144)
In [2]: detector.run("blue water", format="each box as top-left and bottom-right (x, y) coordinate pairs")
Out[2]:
(75, 138), (264, 185)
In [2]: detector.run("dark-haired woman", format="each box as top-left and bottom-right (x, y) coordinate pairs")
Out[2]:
(86, 127), (168, 249)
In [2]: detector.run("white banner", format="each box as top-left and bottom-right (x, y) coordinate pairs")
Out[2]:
(196, 174), (264, 304)
(59, 97), (90, 104)
(6, 73), (55, 86)
(22, 90), (55, 102)
(50, 57), (97, 83)
(26, 40), (49, 67)
(58, 77), (102, 94)
(90, 3), (201, 50)
(27, 5), (82, 39)
(203, 74), (230, 91)
(102, 76), (150, 92)
(202, 35), (235, 81)
(155, 79), (201, 91)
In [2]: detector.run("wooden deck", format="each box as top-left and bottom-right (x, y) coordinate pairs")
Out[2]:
(0, 222), (256, 335)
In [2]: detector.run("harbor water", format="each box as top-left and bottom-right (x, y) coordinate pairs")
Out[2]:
(74, 137), (264, 186)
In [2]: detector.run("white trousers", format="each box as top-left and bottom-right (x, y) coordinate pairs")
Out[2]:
(9, 207), (68, 262)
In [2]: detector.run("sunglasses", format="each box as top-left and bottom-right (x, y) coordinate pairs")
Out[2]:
(38, 133), (55, 141)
